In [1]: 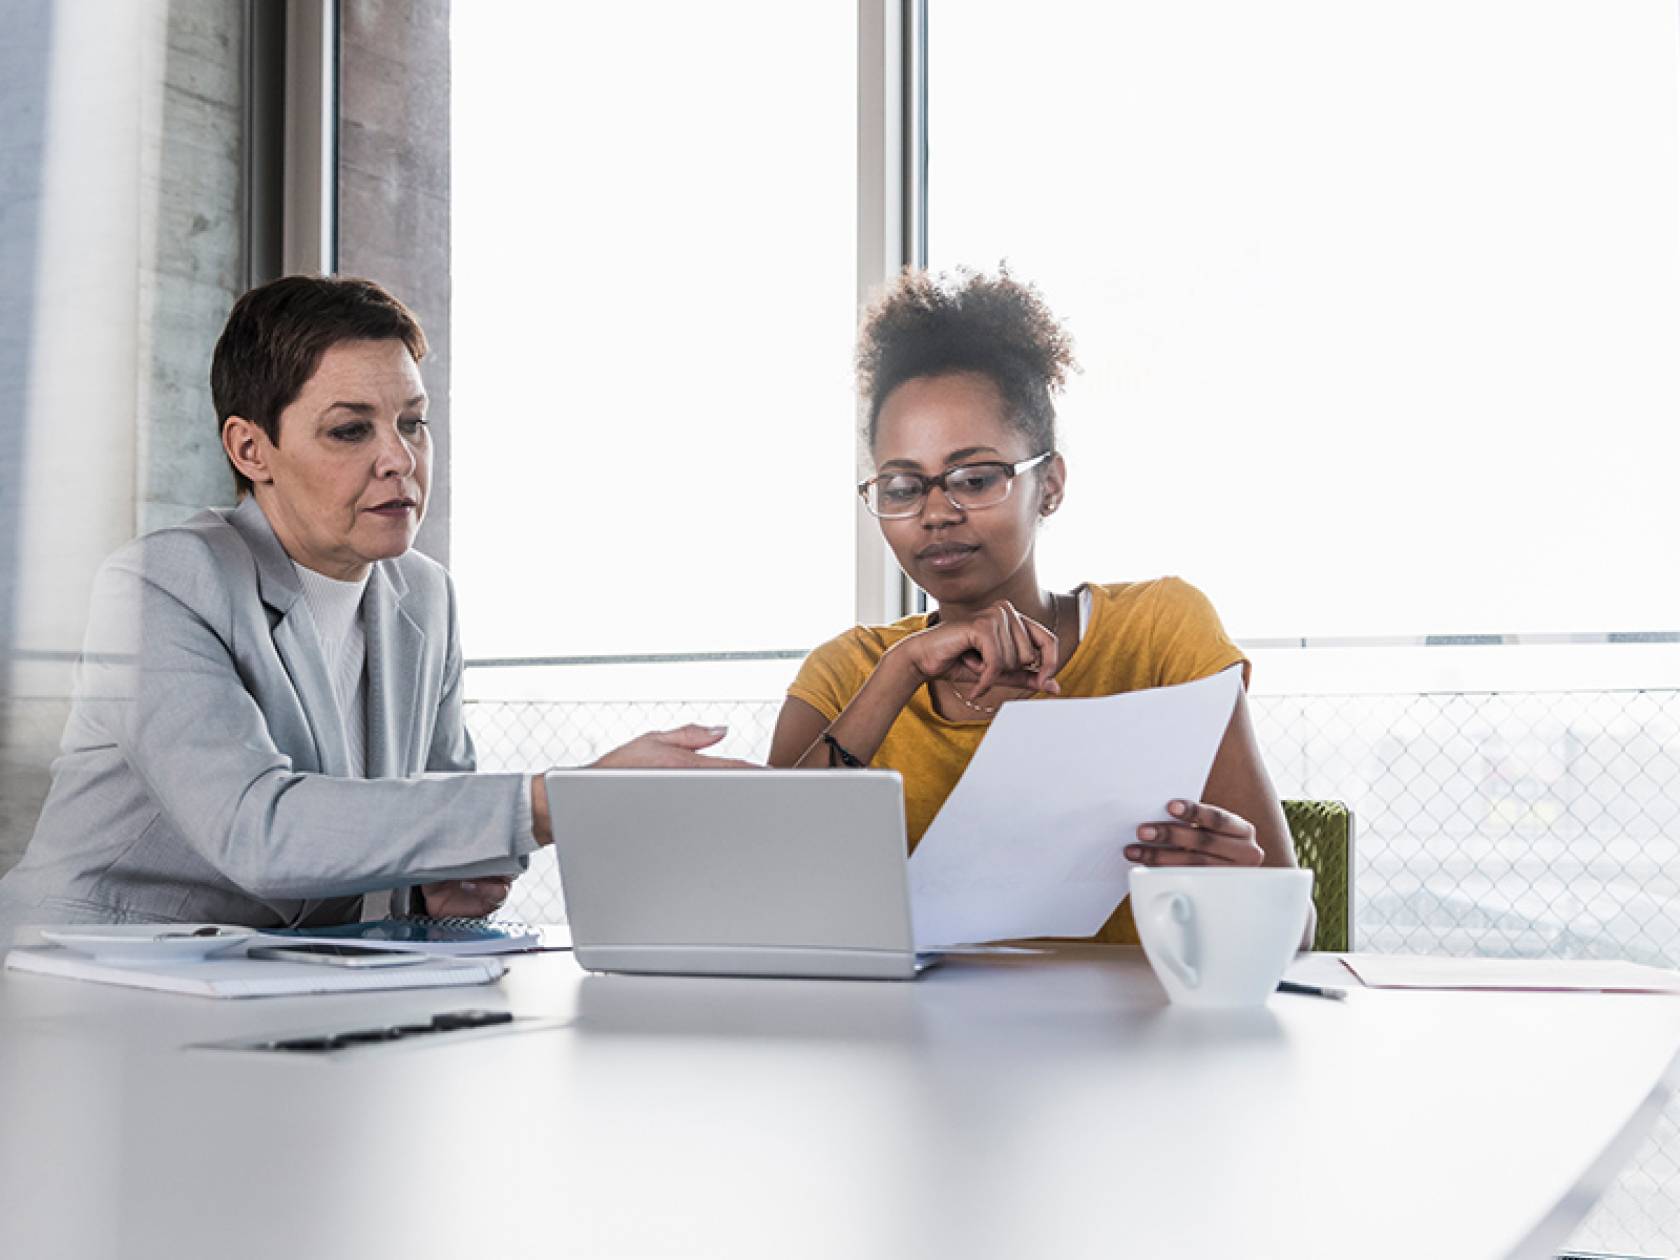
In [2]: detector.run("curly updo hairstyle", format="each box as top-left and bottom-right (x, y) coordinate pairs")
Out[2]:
(857, 266), (1077, 454)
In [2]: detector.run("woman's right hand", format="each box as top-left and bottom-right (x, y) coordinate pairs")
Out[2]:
(888, 600), (1061, 704)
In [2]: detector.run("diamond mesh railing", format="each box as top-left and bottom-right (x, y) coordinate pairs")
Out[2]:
(463, 684), (1680, 1258)
(465, 689), (1680, 965)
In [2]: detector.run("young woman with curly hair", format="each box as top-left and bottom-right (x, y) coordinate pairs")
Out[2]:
(767, 267), (1306, 945)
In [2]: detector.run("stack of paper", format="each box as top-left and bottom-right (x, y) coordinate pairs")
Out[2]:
(4, 945), (506, 999)
(1336, 954), (1680, 994)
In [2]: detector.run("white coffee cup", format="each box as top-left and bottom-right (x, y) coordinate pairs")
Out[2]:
(1131, 867), (1314, 1008)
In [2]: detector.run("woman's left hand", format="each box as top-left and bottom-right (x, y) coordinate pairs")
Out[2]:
(1125, 799), (1265, 867)
(420, 875), (513, 918)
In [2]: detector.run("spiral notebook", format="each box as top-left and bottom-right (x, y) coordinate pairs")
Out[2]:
(266, 916), (552, 956)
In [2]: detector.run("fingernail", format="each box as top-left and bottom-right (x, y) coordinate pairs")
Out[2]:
(1167, 801), (1187, 817)
(1125, 847), (1142, 860)
(1138, 826), (1157, 841)
(460, 881), (477, 892)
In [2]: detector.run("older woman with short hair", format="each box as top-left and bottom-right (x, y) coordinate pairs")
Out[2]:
(0, 275), (741, 939)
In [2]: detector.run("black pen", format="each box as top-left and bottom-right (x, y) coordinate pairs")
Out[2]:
(1277, 979), (1348, 1001)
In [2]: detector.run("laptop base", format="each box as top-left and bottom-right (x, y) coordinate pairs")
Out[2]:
(574, 943), (939, 981)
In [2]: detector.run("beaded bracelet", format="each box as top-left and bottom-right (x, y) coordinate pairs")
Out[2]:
(821, 731), (866, 768)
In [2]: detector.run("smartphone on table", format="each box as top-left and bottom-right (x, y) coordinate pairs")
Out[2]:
(247, 943), (427, 969)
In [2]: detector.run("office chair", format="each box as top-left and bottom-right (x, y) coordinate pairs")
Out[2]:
(1281, 799), (1354, 952)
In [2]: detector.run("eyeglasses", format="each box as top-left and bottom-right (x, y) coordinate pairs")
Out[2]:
(857, 452), (1054, 519)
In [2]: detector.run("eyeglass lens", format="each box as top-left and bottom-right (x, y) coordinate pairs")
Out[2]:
(868, 464), (1015, 517)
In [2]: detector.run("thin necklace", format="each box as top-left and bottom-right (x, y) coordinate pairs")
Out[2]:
(948, 593), (1063, 718)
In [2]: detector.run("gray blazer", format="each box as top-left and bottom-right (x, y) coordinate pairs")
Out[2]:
(0, 497), (532, 936)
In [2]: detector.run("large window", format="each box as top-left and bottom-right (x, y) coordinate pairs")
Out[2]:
(929, 0), (1680, 648)
(451, 2), (858, 700)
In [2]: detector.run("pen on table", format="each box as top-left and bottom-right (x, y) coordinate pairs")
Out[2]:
(1276, 979), (1348, 1001)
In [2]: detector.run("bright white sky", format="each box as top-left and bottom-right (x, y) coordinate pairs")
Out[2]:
(450, 1), (857, 662)
(931, 0), (1680, 641)
(453, 0), (1680, 672)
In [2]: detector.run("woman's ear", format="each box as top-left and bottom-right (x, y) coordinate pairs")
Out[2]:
(1038, 452), (1067, 516)
(222, 416), (273, 487)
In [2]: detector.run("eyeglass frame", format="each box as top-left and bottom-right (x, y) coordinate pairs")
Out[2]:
(856, 451), (1056, 519)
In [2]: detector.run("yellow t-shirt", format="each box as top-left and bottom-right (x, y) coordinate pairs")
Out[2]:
(786, 578), (1248, 944)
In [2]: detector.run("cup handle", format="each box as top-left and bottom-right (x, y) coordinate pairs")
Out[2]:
(1150, 892), (1200, 989)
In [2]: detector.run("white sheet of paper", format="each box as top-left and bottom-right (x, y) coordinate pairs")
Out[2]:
(1337, 953), (1680, 993)
(909, 664), (1244, 950)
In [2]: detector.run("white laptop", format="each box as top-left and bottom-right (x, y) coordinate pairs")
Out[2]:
(543, 769), (934, 980)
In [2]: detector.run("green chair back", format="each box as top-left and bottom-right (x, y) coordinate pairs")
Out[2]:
(1281, 799), (1354, 952)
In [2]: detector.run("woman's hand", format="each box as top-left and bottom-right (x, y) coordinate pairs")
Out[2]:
(1125, 799), (1265, 867)
(590, 724), (760, 771)
(420, 875), (513, 917)
(530, 725), (760, 846)
(889, 600), (1061, 704)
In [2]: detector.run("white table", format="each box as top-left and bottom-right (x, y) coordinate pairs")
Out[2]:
(1, 946), (1676, 1260)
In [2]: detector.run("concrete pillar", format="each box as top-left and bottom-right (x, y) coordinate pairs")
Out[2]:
(339, 0), (452, 566)
(139, 0), (248, 532)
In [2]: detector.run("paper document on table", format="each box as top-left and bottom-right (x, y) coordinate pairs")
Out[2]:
(1337, 954), (1680, 993)
(909, 664), (1244, 950)
(3, 945), (506, 999)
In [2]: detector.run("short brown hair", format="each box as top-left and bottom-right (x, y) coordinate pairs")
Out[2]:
(857, 266), (1076, 454)
(212, 275), (428, 494)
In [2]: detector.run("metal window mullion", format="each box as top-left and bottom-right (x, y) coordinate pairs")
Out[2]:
(243, 0), (284, 286)
(281, 0), (338, 276)
(902, 0), (927, 275)
(242, 0), (337, 284)
(855, 0), (926, 626)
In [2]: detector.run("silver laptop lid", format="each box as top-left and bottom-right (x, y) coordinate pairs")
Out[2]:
(544, 769), (914, 978)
